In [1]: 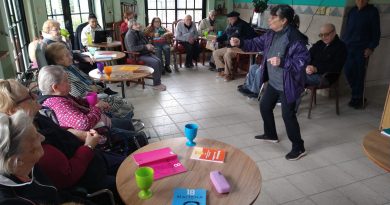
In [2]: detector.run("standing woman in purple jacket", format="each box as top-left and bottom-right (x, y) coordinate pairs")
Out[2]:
(231, 5), (310, 160)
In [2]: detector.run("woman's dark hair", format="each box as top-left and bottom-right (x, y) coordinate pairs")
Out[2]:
(150, 17), (162, 28)
(88, 13), (97, 20)
(270, 4), (300, 28)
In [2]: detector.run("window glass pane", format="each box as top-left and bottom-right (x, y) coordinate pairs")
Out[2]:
(157, 0), (165, 9)
(177, 0), (185, 9)
(186, 0), (194, 8)
(157, 10), (166, 24)
(195, 0), (202, 9)
(194, 10), (202, 23)
(50, 0), (63, 15)
(71, 14), (82, 31)
(81, 14), (89, 23)
(177, 10), (186, 20)
(148, 0), (156, 9)
(166, 0), (175, 9)
(80, 1), (89, 12)
(148, 10), (157, 20)
(166, 10), (175, 27)
(46, 0), (52, 15)
(69, 0), (80, 13)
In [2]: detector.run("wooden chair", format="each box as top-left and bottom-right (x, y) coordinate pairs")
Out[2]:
(172, 20), (198, 68)
(306, 72), (341, 119)
(112, 21), (123, 41)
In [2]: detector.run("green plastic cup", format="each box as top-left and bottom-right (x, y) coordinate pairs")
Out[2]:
(203, 31), (208, 38)
(135, 167), (154, 199)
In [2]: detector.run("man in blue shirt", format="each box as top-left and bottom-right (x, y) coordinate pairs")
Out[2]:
(342, 0), (380, 109)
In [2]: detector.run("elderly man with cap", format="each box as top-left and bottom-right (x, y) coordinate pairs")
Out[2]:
(212, 11), (256, 81)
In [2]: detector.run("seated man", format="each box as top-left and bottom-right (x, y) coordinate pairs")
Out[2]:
(125, 20), (166, 91)
(175, 15), (200, 68)
(237, 64), (263, 98)
(212, 11), (256, 81)
(198, 10), (217, 70)
(81, 13), (103, 47)
(305, 23), (347, 86)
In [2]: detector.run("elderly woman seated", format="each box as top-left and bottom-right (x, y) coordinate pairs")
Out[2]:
(45, 42), (134, 119)
(37, 65), (136, 154)
(125, 20), (166, 91)
(0, 79), (125, 204)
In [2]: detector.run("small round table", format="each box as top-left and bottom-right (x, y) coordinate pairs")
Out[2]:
(116, 137), (262, 205)
(81, 51), (126, 63)
(362, 130), (390, 172)
(88, 65), (154, 98)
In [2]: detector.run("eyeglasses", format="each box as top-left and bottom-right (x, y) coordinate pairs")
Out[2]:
(318, 30), (334, 38)
(16, 89), (36, 105)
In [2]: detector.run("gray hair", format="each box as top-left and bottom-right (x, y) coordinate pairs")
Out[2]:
(209, 10), (216, 16)
(128, 19), (138, 30)
(38, 65), (66, 95)
(0, 110), (33, 175)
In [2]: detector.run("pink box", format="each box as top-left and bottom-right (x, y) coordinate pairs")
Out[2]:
(210, 171), (231, 194)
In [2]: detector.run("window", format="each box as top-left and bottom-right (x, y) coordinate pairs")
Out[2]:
(45, 0), (93, 44)
(4, 0), (30, 72)
(146, 0), (206, 31)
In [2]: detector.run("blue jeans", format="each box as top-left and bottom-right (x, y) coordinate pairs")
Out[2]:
(243, 64), (262, 94)
(155, 44), (171, 67)
(305, 74), (323, 86)
(344, 47), (366, 100)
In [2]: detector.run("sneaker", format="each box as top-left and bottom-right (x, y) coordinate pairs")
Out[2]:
(254, 134), (279, 143)
(353, 98), (367, 109)
(209, 62), (216, 68)
(238, 86), (254, 96)
(104, 88), (118, 96)
(209, 67), (216, 71)
(285, 149), (307, 160)
(165, 65), (172, 73)
(152, 84), (167, 91)
(247, 92), (259, 99)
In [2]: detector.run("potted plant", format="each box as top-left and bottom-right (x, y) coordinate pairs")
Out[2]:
(252, 0), (269, 13)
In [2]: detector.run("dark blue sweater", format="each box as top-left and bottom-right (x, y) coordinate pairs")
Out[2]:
(342, 4), (380, 49)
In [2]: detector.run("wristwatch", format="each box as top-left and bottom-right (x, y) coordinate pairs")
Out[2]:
(86, 144), (94, 150)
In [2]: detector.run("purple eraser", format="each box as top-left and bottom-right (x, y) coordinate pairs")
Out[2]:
(210, 171), (230, 194)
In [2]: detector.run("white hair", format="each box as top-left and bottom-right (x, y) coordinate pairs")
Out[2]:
(0, 110), (33, 175)
(38, 65), (66, 95)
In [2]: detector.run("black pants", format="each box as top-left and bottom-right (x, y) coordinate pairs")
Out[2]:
(344, 47), (367, 100)
(182, 41), (200, 65)
(260, 85), (304, 151)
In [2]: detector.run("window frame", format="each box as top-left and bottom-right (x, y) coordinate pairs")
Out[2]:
(4, 0), (30, 72)
(145, 0), (206, 31)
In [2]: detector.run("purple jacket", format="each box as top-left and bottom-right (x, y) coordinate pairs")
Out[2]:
(241, 25), (310, 103)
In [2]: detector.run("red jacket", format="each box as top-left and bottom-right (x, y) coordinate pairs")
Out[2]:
(37, 144), (94, 189)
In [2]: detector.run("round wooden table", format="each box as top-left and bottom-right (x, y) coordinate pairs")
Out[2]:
(116, 138), (262, 205)
(81, 51), (126, 63)
(362, 130), (390, 172)
(89, 65), (154, 98)
(89, 41), (122, 49)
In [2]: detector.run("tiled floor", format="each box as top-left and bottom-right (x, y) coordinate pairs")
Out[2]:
(112, 65), (390, 205)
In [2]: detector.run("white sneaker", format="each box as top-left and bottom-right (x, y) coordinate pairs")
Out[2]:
(152, 84), (166, 91)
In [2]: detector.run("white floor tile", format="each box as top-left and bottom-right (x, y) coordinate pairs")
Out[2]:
(263, 178), (305, 204)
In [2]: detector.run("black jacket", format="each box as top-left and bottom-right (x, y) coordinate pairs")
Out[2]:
(309, 35), (347, 80)
(217, 18), (256, 46)
(0, 168), (59, 205)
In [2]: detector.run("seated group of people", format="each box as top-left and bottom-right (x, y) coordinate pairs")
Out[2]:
(0, 78), (134, 204)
